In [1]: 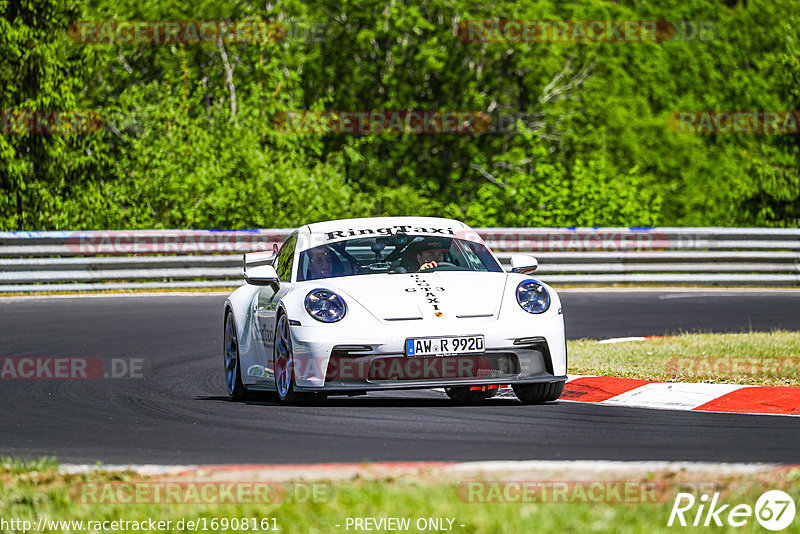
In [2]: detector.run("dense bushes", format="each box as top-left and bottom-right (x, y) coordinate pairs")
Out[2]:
(1, 0), (798, 230)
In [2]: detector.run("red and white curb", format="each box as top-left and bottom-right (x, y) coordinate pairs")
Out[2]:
(561, 376), (800, 416)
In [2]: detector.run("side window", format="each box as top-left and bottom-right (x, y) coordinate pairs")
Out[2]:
(275, 234), (297, 281)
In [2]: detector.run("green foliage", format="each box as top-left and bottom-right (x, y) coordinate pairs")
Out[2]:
(1, 0), (799, 230)
(0, 456), (59, 474)
(0, 0), (96, 230)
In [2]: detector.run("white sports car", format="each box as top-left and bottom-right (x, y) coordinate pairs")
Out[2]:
(223, 217), (566, 405)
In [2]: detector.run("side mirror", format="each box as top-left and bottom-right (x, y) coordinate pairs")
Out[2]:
(244, 264), (280, 288)
(510, 254), (538, 274)
(243, 251), (276, 270)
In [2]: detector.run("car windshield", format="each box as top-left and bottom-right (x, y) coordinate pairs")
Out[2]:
(297, 235), (503, 281)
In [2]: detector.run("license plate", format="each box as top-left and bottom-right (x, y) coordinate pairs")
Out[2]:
(405, 335), (485, 357)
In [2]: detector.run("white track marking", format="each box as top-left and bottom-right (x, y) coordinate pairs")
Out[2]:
(597, 337), (647, 344)
(600, 382), (746, 410)
(59, 460), (778, 479)
(659, 291), (800, 299)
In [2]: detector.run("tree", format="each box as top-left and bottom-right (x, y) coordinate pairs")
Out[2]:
(0, 0), (95, 230)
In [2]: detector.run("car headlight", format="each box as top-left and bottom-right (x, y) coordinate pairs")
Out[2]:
(516, 280), (550, 314)
(304, 288), (347, 323)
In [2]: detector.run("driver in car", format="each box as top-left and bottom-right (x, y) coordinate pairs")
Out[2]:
(417, 247), (447, 271)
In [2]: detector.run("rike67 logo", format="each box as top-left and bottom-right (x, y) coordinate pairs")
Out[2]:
(668, 490), (796, 530)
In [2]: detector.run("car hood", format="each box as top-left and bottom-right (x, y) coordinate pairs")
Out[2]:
(323, 271), (508, 322)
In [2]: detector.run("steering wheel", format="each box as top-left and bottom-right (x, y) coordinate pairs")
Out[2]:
(420, 261), (459, 271)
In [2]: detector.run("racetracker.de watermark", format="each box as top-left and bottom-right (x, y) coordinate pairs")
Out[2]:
(664, 356), (800, 378)
(1, 111), (104, 134)
(65, 230), (288, 254)
(326, 355), (499, 381)
(0, 358), (143, 379)
(457, 20), (716, 43)
(271, 110), (587, 135)
(69, 109), (553, 136)
(667, 111), (800, 134)
(56, 228), (740, 255)
(457, 481), (724, 503)
(68, 21), (284, 43)
(73, 481), (332, 504)
(249, 353), (506, 382)
(479, 229), (669, 251)
(272, 111), (492, 134)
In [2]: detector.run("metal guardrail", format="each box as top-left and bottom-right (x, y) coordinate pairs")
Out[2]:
(0, 228), (798, 291)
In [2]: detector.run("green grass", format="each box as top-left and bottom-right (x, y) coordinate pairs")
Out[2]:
(0, 457), (60, 475)
(1, 459), (799, 533)
(568, 331), (800, 387)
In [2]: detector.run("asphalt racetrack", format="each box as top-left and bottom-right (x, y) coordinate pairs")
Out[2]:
(1, 290), (798, 465)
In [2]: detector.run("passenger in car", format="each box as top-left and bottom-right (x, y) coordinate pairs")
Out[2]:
(306, 247), (343, 279)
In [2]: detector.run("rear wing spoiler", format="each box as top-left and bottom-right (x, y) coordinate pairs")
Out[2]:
(242, 244), (279, 273)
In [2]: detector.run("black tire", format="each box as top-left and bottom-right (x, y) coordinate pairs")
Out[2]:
(445, 386), (499, 405)
(273, 313), (327, 406)
(224, 311), (249, 402)
(512, 381), (565, 405)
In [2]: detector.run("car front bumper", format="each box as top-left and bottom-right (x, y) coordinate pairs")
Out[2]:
(286, 316), (567, 391)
